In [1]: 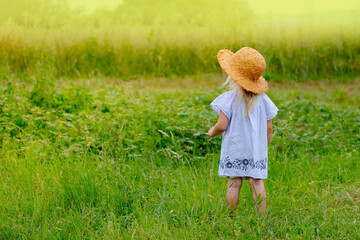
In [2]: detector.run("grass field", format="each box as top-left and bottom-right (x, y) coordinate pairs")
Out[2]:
(0, 77), (359, 239)
(1, 0), (360, 80)
(1, 0), (360, 238)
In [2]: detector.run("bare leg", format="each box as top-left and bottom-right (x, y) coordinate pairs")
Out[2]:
(249, 178), (266, 216)
(226, 177), (243, 218)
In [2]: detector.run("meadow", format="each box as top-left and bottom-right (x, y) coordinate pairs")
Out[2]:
(0, 77), (359, 239)
(1, 0), (360, 81)
(1, 0), (360, 239)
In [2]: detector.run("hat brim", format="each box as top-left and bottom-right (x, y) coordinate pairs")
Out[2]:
(217, 49), (268, 94)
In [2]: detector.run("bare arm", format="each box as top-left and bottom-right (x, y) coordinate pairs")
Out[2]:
(267, 119), (273, 147)
(206, 110), (229, 138)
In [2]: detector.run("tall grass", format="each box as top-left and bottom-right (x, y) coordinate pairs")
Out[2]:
(0, 78), (359, 238)
(0, 0), (359, 80)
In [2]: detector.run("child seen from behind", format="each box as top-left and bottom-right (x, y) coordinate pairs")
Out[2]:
(206, 47), (278, 217)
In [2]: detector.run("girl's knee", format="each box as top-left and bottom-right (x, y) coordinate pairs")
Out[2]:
(249, 178), (264, 187)
(228, 177), (243, 189)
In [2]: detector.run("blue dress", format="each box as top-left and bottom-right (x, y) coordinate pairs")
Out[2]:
(210, 91), (278, 179)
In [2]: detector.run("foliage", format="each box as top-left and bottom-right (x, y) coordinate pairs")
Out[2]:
(0, 0), (69, 25)
(0, 0), (359, 80)
(0, 79), (359, 238)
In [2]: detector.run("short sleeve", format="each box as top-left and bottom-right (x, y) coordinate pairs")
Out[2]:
(210, 92), (235, 120)
(263, 94), (278, 120)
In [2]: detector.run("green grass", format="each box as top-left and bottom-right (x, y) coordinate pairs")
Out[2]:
(0, 0), (360, 80)
(0, 77), (359, 239)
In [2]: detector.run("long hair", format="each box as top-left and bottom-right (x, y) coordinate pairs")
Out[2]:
(223, 76), (258, 117)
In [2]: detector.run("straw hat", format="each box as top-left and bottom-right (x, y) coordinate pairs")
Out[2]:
(217, 47), (268, 94)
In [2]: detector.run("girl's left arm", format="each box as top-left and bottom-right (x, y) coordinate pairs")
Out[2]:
(206, 110), (229, 138)
(267, 119), (273, 147)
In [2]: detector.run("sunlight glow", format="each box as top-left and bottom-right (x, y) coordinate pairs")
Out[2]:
(247, 0), (360, 15)
(63, 0), (360, 15)
(65, 0), (123, 14)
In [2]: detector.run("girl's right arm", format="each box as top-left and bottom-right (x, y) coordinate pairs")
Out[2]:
(206, 110), (229, 138)
(267, 119), (273, 147)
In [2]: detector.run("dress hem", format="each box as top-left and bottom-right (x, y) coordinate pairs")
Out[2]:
(218, 174), (267, 180)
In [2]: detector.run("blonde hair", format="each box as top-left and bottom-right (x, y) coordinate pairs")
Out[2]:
(224, 76), (258, 117)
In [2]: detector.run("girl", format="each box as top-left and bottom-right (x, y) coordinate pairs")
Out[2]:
(206, 47), (278, 217)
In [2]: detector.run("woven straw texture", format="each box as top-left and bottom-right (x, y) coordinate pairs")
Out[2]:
(217, 47), (268, 94)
